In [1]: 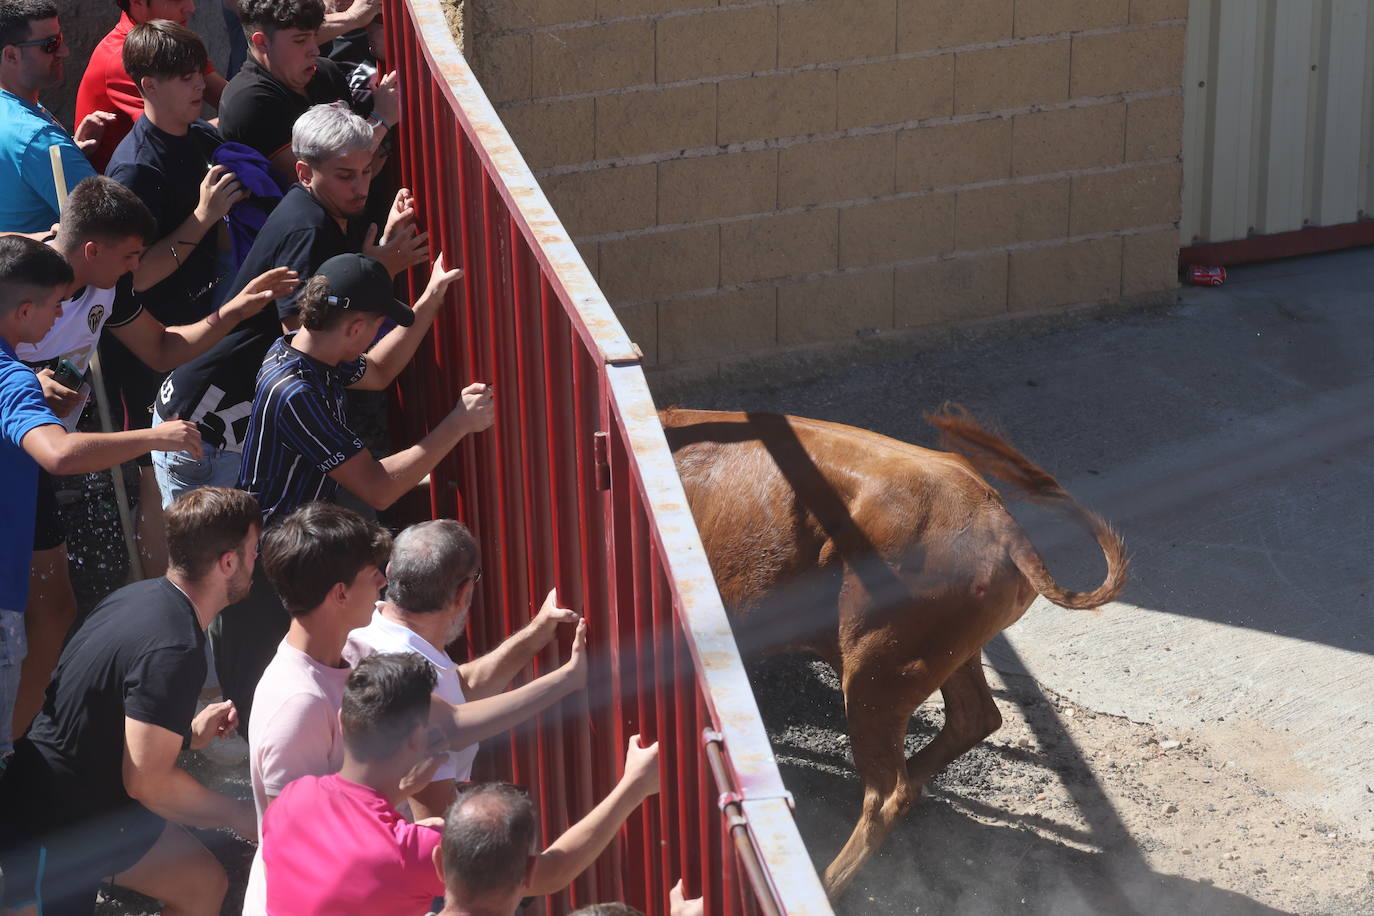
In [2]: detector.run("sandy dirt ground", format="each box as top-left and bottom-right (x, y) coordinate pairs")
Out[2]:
(749, 653), (1374, 916)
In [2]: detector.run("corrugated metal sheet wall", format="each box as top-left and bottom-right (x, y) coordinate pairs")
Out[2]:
(1182, 0), (1374, 245)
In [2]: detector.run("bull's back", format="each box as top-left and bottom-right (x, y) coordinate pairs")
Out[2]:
(663, 409), (1012, 626)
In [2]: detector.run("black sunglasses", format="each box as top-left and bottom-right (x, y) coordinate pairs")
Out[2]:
(11, 32), (62, 54)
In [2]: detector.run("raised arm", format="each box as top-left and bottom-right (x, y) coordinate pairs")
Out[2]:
(350, 252), (459, 391)
(431, 619), (587, 752)
(130, 166), (248, 292)
(123, 711), (258, 840)
(328, 382), (493, 510)
(22, 418), (201, 476)
(458, 589), (580, 700)
(111, 267), (298, 371)
(525, 735), (661, 896)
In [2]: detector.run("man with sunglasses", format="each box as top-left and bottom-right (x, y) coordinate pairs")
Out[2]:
(0, 1), (110, 233)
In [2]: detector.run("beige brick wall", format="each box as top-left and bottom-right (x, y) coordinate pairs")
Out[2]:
(468, 0), (1187, 371)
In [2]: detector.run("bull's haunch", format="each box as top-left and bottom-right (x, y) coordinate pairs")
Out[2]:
(664, 406), (1126, 900)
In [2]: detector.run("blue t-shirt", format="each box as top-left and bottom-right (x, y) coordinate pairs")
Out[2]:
(0, 338), (61, 610)
(0, 90), (96, 234)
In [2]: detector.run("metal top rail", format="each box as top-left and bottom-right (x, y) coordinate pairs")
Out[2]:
(396, 0), (833, 910)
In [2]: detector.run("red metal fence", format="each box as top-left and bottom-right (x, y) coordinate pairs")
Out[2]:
(381, 1), (832, 913)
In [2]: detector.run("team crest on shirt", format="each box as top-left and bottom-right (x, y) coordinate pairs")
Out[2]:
(87, 304), (105, 334)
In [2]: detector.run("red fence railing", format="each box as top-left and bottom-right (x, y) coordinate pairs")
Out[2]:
(382, 1), (832, 913)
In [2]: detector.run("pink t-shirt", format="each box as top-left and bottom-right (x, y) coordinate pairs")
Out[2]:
(262, 774), (444, 915)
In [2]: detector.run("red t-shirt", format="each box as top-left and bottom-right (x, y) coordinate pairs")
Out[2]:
(75, 13), (218, 171)
(262, 774), (444, 915)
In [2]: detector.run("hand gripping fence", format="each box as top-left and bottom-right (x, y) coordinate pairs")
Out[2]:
(380, 0), (834, 912)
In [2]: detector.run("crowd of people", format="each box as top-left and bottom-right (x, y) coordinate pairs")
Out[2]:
(0, 1), (704, 913)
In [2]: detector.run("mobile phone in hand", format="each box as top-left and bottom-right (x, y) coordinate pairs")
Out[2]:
(51, 358), (83, 391)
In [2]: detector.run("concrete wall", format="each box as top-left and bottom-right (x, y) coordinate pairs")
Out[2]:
(473, 0), (1188, 373)
(45, 1), (232, 128)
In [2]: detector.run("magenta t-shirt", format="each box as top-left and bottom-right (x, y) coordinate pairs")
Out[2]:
(262, 774), (443, 915)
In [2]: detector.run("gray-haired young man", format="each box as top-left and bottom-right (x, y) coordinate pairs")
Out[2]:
(152, 101), (425, 503)
(347, 519), (579, 820)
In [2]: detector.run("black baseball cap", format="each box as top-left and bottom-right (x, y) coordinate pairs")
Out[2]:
(315, 253), (414, 328)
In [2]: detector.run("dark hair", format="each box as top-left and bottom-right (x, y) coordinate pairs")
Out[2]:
(123, 20), (208, 90)
(114, 0), (131, 13)
(260, 502), (391, 614)
(238, 0), (324, 37)
(442, 784), (536, 897)
(569, 905), (648, 916)
(296, 273), (391, 332)
(340, 653), (436, 762)
(0, 235), (73, 318)
(387, 520), (479, 615)
(0, 0), (58, 50)
(165, 487), (261, 580)
(58, 176), (158, 247)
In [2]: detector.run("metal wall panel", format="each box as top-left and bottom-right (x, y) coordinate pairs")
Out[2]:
(1182, 0), (1374, 244)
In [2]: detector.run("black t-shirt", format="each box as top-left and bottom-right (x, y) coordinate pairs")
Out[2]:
(106, 117), (226, 326)
(14, 577), (205, 821)
(219, 56), (352, 161)
(156, 184), (362, 450)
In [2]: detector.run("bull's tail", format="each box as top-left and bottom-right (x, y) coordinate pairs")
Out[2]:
(925, 404), (1128, 610)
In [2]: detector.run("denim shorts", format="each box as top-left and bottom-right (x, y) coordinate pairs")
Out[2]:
(149, 409), (243, 508)
(0, 608), (28, 756)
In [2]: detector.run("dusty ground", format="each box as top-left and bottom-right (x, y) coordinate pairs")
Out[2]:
(750, 652), (1374, 916)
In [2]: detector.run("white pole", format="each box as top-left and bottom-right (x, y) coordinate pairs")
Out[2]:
(49, 145), (143, 580)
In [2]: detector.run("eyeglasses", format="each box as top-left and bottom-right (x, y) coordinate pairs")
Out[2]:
(10, 32), (63, 54)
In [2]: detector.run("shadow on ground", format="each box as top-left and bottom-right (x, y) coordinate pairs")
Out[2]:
(747, 654), (1287, 916)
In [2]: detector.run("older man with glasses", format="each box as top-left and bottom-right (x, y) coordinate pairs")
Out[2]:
(0, 0), (113, 233)
(346, 519), (581, 821)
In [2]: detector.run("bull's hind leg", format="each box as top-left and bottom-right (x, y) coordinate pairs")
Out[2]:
(822, 659), (942, 899)
(907, 652), (1002, 790)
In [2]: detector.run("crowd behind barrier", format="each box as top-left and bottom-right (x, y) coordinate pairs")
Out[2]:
(0, 1), (706, 913)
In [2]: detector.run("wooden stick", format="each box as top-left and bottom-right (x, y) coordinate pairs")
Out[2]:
(49, 145), (143, 580)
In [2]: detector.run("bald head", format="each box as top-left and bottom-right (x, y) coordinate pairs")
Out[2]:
(441, 784), (535, 898)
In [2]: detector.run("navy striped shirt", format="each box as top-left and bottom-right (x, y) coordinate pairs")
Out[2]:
(237, 335), (368, 527)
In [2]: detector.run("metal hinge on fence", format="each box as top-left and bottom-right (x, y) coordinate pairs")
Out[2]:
(593, 431), (610, 491)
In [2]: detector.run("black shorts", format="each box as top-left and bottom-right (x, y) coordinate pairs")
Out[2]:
(0, 745), (165, 915)
(33, 470), (65, 552)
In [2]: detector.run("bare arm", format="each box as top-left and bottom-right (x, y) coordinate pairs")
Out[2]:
(352, 253), (461, 391)
(131, 166), (246, 292)
(526, 735), (660, 896)
(432, 620), (587, 752)
(408, 777), (455, 823)
(123, 716), (257, 838)
(22, 420), (201, 476)
(459, 589), (579, 700)
(111, 268), (299, 372)
(328, 383), (492, 510)
(317, 0), (382, 43)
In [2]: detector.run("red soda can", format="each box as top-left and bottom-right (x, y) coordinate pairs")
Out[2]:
(1188, 265), (1227, 287)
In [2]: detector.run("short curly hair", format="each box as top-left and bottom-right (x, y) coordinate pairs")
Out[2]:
(237, 0), (324, 36)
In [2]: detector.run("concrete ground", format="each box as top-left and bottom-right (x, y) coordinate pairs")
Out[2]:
(661, 246), (1374, 842)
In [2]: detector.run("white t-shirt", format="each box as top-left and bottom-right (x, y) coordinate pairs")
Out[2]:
(345, 606), (479, 784)
(243, 639), (351, 916)
(15, 275), (141, 429)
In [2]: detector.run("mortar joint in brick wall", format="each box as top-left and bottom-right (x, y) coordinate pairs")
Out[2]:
(608, 222), (1180, 310)
(526, 88), (1182, 179)
(485, 20), (1187, 106)
(570, 157), (1182, 247)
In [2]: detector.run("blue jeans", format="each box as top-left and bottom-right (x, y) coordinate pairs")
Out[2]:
(150, 440), (243, 508)
(0, 608), (27, 756)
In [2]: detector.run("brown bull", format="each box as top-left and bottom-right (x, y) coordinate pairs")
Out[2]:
(663, 406), (1127, 899)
